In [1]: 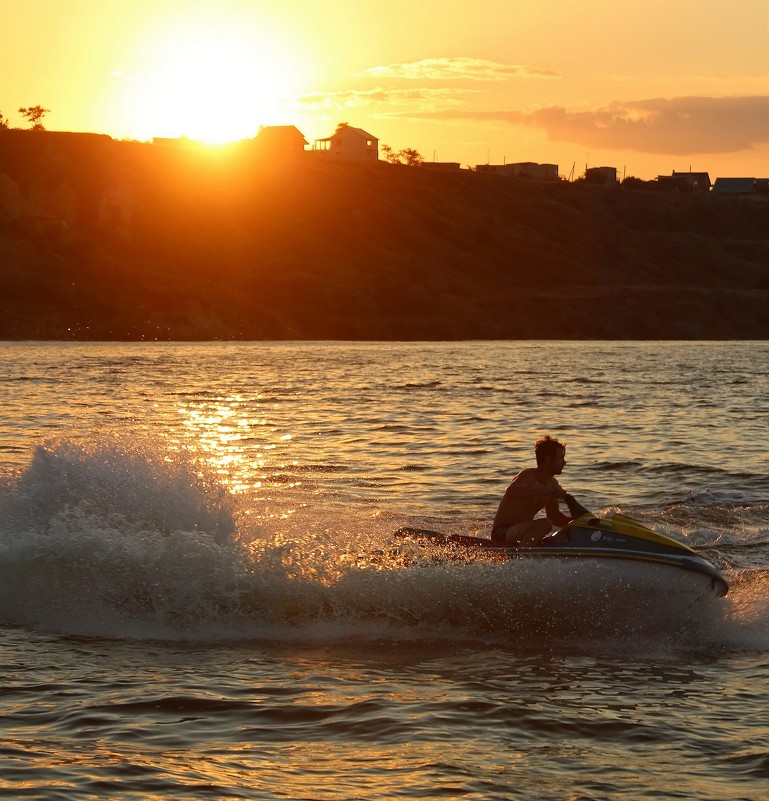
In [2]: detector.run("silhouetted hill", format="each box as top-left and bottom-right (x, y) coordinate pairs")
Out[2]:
(1, 129), (768, 339)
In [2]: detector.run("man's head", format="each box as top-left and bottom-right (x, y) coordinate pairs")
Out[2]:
(535, 435), (566, 473)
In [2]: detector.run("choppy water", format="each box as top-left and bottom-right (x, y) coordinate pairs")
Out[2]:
(1, 341), (768, 800)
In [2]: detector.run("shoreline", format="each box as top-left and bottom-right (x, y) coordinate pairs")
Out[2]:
(2, 131), (768, 340)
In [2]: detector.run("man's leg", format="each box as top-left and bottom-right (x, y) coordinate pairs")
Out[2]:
(504, 519), (552, 546)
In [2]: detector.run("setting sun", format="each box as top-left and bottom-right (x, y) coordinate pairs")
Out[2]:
(126, 11), (305, 143)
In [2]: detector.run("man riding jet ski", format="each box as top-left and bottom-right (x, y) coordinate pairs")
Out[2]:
(395, 436), (729, 599)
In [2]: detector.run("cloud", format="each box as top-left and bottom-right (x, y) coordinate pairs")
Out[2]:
(295, 86), (475, 112)
(359, 57), (560, 81)
(409, 96), (769, 155)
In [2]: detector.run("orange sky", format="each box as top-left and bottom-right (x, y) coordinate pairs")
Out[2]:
(3, 0), (769, 179)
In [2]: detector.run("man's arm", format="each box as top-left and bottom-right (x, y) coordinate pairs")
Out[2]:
(544, 482), (571, 526)
(544, 498), (571, 527)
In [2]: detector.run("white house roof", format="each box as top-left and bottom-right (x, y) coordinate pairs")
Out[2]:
(342, 126), (377, 139)
(316, 126), (378, 143)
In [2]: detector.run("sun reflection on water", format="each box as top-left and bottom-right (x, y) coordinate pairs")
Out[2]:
(174, 396), (300, 499)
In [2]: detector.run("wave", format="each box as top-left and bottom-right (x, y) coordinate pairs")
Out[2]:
(0, 438), (767, 654)
(589, 460), (646, 472)
(3, 437), (235, 540)
(395, 381), (442, 390)
(588, 460), (769, 486)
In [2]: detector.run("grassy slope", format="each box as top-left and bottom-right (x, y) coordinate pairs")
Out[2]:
(1, 132), (768, 339)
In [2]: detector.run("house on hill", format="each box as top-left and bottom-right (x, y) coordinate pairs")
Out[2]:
(585, 166), (618, 186)
(657, 171), (711, 191)
(476, 162), (558, 180)
(420, 162), (462, 171)
(313, 125), (378, 161)
(674, 171), (711, 191)
(253, 125), (308, 158)
(712, 177), (756, 194)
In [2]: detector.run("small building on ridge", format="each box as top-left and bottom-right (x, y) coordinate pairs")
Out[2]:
(476, 162), (559, 180)
(657, 171), (711, 191)
(253, 125), (309, 158)
(585, 166), (618, 186)
(712, 178), (757, 194)
(314, 124), (378, 161)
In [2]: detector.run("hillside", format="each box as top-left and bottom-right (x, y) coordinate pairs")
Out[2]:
(1, 130), (768, 339)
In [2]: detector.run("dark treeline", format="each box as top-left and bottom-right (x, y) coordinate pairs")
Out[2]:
(1, 128), (768, 340)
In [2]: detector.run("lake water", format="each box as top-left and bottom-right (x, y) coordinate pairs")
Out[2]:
(1, 341), (768, 800)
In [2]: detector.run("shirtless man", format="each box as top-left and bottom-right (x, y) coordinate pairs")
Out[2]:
(491, 436), (571, 546)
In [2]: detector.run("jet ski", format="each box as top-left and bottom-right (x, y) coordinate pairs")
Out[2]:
(395, 494), (729, 599)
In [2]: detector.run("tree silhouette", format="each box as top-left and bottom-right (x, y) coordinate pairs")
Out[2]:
(380, 144), (424, 166)
(399, 148), (423, 167)
(380, 144), (397, 164)
(18, 105), (50, 130)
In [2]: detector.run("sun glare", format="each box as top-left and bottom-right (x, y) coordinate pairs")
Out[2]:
(131, 12), (304, 143)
